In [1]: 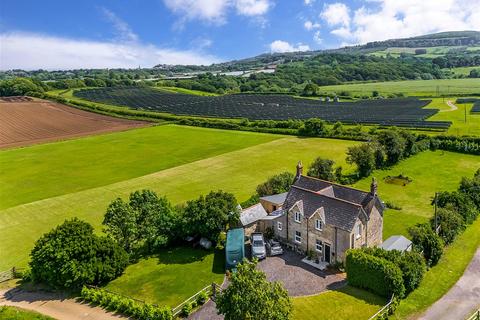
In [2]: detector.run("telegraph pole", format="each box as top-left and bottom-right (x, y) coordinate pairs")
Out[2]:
(434, 192), (438, 233)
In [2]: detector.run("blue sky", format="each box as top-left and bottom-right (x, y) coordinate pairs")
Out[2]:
(0, 0), (479, 70)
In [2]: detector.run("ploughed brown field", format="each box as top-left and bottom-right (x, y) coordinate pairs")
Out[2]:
(0, 97), (148, 149)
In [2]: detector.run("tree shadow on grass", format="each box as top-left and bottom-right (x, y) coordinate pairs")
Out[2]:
(154, 246), (216, 265)
(334, 285), (387, 306)
(212, 249), (225, 274)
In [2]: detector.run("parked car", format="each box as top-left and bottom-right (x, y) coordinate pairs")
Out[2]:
(266, 239), (284, 256)
(251, 233), (266, 260)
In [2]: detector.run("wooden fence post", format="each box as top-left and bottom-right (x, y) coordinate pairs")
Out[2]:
(211, 283), (217, 300)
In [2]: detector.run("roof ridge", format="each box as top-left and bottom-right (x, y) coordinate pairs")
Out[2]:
(291, 185), (363, 208)
(299, 175), (369, 194)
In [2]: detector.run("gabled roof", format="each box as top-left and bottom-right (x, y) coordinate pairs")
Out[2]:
(240, 203), (268, 226)
(293, 175), (385, 215)
(283, 185), (365, 232)
(259, 192), (288, 205)
(380, 235), (412, 252)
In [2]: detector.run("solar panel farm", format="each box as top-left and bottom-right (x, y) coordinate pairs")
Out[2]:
(73, 87), (453, 130)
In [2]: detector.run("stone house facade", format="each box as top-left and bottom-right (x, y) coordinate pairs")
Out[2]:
(271, 161), (384, 264)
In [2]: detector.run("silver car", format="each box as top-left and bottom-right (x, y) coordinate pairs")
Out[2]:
(251, 233), (266, 260)
(266, 239), (284, 256)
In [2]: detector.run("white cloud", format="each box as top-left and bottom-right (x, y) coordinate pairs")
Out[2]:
(0, 32), (220, 70)
(321, 0), (480, 45)
(320, 3), (350, 27)
(163, 0), (272, 25)
(304, 20), (320, 31)
(235, 0), (271, 16)
(313, 31), (322, 44)
(100, 8), (138, 42)
(269, 40), (310, 53)
(304, 0), (314, 5)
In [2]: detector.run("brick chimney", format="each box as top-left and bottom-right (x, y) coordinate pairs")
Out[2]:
(295, 161), (303, 181)
(370, 177), (378, 196)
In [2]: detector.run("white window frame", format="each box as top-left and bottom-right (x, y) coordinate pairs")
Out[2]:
(295, 231), (302, 243)
(356, 224), (362, 239)
(315, 219), (323, 231)
(294, 211), (301, 223)
(277, 221), (283, 231)
(315, 239), (323, 252)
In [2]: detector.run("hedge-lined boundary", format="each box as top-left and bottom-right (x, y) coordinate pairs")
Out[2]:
(345, 251), (405, 298)
(80, 286), (172, 320)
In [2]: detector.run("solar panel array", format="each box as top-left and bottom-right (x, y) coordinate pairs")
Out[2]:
(75, 87), (452, 129)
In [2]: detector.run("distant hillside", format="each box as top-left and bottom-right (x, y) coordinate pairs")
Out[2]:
(154, 31), (480, 72)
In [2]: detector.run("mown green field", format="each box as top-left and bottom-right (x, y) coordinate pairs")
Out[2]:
(319, 78), (480, 96)
(0, 129), (357, 270)
(292, 286), (386, 320)
(0, 306), (53, 320)
(0, 125), (278, 209)
(105, 247), (224, 308)
(444, 66), (480, 76)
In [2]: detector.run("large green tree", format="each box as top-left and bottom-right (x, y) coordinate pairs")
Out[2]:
(408, 223), (444, 267)
(30, 218), (128, 288)
(307, 157), (336, 181)
(103, 198), (137, 253)
(256, 172), (294, 197)
(216, 260), (292, 320)
(377, 130), (406, 165)
(182, 190), (239, 241)
(346, 143), (376, 177)
(431, 206), (465, 244)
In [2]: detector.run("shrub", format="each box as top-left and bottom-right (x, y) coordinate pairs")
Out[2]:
(431, 206), (465, 244)
(196, 291), (209, 305)
(181, 302), (192, 317)
(81, 286), (172, 320)
(345, 250), (405, 298)
(408, 223), (444, 266)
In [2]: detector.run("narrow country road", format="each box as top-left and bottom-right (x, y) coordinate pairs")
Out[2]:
(0, 287), (127, 320)
(418, 247), (480, 320)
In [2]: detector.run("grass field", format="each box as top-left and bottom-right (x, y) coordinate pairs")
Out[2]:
(0, 125), (278, 209)
(0, 306), (53, 320)
(156, 86), (219, 96)
(105, 247), (224, 308)
(354, 150), (480, 237)
(292, 286), (386, 320)
(0, 130), (357, 270)
(423, 98), (480, 136)
(319, 78), (480, 97)
(444, 66), (480, 76)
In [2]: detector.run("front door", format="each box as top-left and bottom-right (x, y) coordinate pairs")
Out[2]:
(324, 243), (331, 263)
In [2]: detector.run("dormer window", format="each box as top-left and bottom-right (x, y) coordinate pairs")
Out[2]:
(294, 211), (301, 223)
(315, 219), (323, 231)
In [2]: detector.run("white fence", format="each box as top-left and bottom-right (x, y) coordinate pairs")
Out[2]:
(368, 294), (395, 320)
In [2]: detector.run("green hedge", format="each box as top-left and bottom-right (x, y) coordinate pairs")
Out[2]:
(345, 250), (405, 298)
(80, 286), (172, 320)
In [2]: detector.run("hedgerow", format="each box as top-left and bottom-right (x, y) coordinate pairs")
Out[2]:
(345, 250), (405, 298)
(80, 286), (172, 320)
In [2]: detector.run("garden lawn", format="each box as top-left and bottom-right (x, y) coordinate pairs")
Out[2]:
(394, 217), (480, 319)
(0, 125), (279, 209)
(353, 150), (480, 237)
(0, 306), (53, 320)
(319, 78), (480, 96)
(0, 135), (357, 270)
(105, 247), (224, 307)
(292, 286), (386, 320)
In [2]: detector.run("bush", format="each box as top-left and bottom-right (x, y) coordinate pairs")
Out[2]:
(196, 291), (209, 305)
(81, 286), (172, 320)
(256, 172), (294, 197)
(345, 250), (405, 298)
(408, 223), (444, 266)
(181, 302), (192, 317)
(30, 218), (128, 289)
(431, 206), (465, 244)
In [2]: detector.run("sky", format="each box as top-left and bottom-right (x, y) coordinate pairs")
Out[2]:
(0, 0), (479, 70)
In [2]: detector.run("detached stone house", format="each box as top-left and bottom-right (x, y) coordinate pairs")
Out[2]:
(270, 161), (384, 264)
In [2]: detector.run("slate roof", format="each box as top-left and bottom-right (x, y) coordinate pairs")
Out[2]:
(380, 235), (412, 252)
(282, 175), (384, 232)
(240, 203), (268, 226)
(259, 192), (288, 205)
